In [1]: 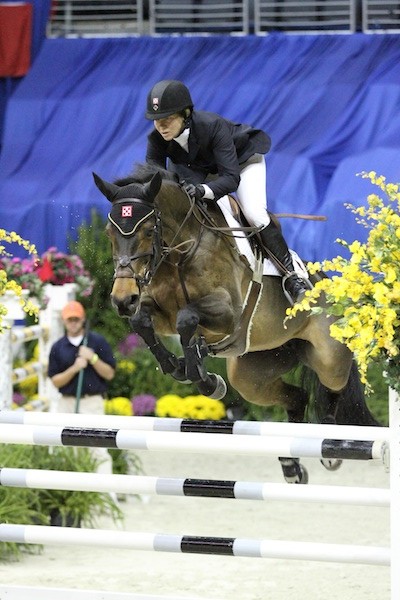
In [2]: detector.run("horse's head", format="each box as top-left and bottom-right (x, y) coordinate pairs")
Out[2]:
(93, 170), (163, 317)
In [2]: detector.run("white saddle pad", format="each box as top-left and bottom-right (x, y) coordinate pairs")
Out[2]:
(217, 196), (309, 278)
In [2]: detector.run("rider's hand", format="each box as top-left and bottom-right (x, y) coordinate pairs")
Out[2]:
(183, 183), (205, 201)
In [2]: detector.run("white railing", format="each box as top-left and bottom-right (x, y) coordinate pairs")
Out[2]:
(0, 284), (75, 410)
(47, 0), (145, 37)
(47, 1), (400, 36)
(148, 0), (250, 35)
(254, 0), (358, 34)
(47, 0), (251, 36)
(362, 0), (400, 32)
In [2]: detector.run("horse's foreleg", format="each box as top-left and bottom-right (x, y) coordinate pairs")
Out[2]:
(176, 306), (227, 399)
(130, 310), (187, 381)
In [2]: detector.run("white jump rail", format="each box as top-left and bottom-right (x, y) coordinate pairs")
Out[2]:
(0, 524), (390, 566)
(0, 467), (390, 506)
(0, 586), (198, 600)
(0, 423), (388, 461)
(0, 409), (390, 442)
(0, 389), (397, 598)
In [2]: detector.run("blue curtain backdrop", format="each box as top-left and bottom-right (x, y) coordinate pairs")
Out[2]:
(1, 33), (400, 260)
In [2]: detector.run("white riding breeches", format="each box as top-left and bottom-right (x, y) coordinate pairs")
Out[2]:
(236, 154), (271, 228)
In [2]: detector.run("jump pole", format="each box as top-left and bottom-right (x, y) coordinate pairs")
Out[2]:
(0, 587), (189, 600)
(0, 423), (387, 461)
(0, 467), (390, 506)
(0, 410), (389, 442)
(390, 387), (400, 600)
(0, 524), (390, 566)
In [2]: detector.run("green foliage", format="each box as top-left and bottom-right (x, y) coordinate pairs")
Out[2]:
(0, 445), (46, 561)
(32, 446), (123, 527)
(365, 363), (389, 425)
(108, 449), (142, 476)
(69, 209), (130, 347)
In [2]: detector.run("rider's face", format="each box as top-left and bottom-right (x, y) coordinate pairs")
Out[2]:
(154, 113), (185, 141)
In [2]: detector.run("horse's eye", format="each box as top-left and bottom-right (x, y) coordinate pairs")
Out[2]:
(146, 229), (153, 238)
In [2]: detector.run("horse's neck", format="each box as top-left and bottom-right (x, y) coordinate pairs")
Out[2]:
(158, 189), (201, 243)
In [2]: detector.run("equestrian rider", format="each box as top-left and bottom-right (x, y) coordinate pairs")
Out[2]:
(145, 79), (310, 305)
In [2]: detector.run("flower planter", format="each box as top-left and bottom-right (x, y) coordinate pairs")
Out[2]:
(0, 289), (30, 320)
(50, 509), (81, 528)
(44, 283), (76, 310)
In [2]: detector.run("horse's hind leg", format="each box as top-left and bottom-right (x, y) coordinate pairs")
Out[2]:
(227, 350), (309, 484)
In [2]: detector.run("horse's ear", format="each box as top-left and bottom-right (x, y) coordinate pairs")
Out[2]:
(92, 172), (120, 202)
(143, 172), (162, 202)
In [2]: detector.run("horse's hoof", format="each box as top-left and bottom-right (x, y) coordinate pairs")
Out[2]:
(297, 464), (309, 484)
(171, 358), (191, 383)
(320, 458), (343, 471)
(279, 458), (309, 485)
(197, 374), (227, 400)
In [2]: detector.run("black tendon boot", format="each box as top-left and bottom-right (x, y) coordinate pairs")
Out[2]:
(259, 221), (311, 305)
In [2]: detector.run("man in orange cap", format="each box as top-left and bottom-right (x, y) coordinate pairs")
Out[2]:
(48, 300), (116, 474)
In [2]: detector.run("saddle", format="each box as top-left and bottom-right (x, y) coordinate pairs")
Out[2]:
(203, 194), (309, 280)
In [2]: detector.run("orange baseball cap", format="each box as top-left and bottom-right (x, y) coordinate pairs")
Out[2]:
(61, 301), (85, 320)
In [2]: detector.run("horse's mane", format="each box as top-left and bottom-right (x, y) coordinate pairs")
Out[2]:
(114, 163), (178, 187)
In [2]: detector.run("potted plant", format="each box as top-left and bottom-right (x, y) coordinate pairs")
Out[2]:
(33, 446), (123, 528)
(0, 443), (124, 563)
(36, 246), (94, 300)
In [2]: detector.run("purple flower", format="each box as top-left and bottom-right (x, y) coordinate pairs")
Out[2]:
(118, 333), (145, 356)
(131, 394), (156, 416)
(13, 392), (26, 406)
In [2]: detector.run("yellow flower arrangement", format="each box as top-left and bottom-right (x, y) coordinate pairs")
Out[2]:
(156, 394), (226, 420)
(286, 172), (400, 393)
(104, 396), (133, 416)
(0, 230), (39, 331)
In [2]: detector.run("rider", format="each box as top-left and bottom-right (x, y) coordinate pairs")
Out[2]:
(145, 79), (310, 305)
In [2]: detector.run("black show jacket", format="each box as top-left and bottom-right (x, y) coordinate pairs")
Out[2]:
(146, 110), (271, 200)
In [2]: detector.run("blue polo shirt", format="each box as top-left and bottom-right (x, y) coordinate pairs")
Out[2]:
(48, 331), (116, 396)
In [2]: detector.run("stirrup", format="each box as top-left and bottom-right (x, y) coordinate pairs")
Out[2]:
(282, 272), (313, 306)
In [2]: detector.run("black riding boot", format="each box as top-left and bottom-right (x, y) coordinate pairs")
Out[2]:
(259, 221), (311, 305)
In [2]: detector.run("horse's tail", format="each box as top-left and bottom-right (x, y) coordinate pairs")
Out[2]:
(301, 362), (380, 426)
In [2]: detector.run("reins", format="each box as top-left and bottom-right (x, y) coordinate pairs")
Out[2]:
(182, 189), (264, 241)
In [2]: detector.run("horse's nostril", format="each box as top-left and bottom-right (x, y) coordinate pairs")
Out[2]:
(111, 294), (138, 316)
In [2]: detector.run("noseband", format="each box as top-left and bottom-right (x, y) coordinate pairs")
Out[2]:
(108, 197), (163, 287)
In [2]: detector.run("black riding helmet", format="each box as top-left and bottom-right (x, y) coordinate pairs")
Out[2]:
(145, 80), (193, 120)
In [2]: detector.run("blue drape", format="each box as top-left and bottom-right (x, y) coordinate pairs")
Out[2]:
(1, 33), (400, 260)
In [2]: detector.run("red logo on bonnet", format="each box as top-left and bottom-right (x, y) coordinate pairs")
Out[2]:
(121, 206), (133, 218)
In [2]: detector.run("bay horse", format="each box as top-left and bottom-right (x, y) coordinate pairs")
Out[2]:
(93, 164), (379, 484)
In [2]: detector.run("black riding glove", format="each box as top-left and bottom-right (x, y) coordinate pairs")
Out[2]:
(183, 183), (205, 201)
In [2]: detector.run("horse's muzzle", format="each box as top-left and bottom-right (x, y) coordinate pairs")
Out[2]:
(111, 278), (140, 317)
